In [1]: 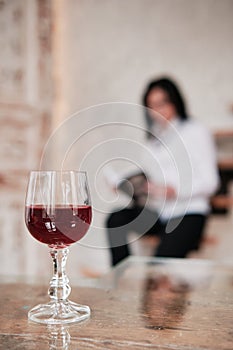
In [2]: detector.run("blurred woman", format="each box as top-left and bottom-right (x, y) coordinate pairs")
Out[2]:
(107, 77), (219, 265)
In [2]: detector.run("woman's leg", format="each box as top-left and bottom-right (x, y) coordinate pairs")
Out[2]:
(107, 206), (160, 266)
(155, 214), (207, 258)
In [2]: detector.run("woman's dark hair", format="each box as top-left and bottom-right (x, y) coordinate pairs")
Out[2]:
(142, 77), (189, 138)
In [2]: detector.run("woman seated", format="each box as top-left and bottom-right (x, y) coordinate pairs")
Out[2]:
(106, 77), (219, 266)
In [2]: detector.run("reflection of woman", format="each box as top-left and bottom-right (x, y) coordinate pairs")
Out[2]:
(107, 77), (219, 266)
(142, 274), (190, 330)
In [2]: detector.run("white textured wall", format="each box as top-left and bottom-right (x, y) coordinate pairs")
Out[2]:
(2, 1), (232, 278)
(48, 0), (233, 274)
(58, 0), (233, 129)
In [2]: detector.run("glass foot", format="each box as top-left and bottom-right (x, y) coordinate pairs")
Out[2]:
(28, 300), (91, 324)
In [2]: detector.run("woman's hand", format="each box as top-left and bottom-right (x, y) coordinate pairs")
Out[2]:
(145, 181), (176, 199)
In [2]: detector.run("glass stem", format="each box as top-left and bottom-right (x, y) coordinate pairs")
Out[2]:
(48, 248), (71, 303)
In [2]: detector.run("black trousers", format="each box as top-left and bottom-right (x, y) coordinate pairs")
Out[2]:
(106, 206), (206, 266)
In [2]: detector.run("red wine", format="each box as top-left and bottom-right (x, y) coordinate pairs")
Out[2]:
(25, 205), (92, 248)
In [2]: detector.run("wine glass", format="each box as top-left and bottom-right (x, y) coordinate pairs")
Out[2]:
(25, 171), (92, 324)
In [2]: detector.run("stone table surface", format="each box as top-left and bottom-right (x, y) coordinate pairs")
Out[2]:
(0, 257), (233, 349)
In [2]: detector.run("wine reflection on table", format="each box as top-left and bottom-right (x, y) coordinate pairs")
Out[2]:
(46, 320), (91, 349)
(47, 325), (71, 349)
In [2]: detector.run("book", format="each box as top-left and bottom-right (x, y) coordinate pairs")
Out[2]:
(103, 166), (148, 206)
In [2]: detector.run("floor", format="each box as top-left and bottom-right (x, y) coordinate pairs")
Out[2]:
(128, 209), (233, 265)
(193, 210), (233, 263)
(82, 209), (233, 279)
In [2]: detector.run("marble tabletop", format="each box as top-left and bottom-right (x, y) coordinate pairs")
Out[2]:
(0, 256), (233, 349)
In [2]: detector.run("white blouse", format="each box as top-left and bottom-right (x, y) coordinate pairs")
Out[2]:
(143, 118), (219, 221)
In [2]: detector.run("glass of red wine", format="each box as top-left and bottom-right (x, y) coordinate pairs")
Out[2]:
(25, 171), (92, 324)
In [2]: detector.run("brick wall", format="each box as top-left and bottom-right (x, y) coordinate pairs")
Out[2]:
(0, 0), (53, 276)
